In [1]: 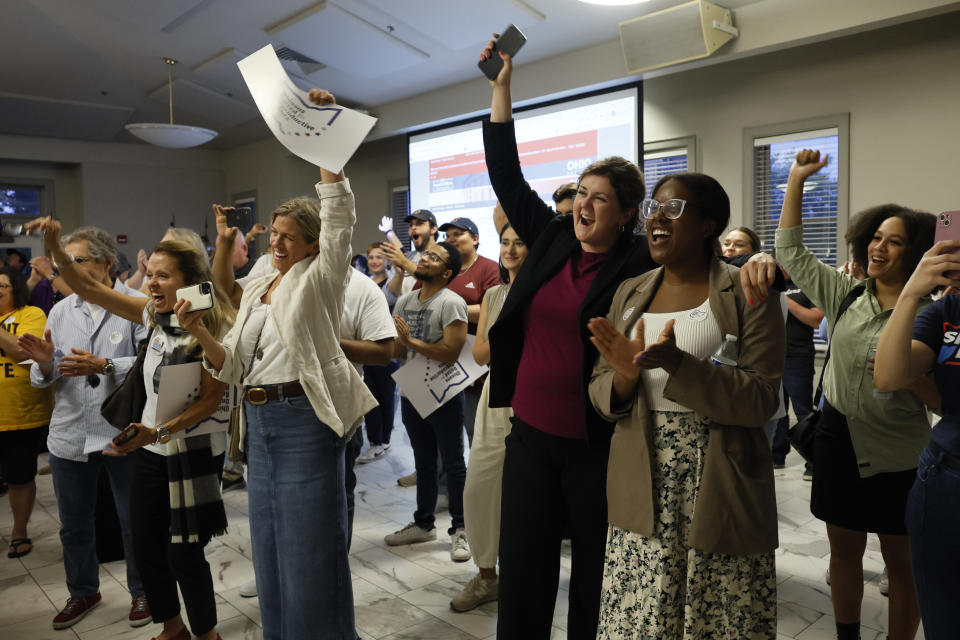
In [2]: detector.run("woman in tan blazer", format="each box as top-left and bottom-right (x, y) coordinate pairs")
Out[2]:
(588, 172), (785, 639)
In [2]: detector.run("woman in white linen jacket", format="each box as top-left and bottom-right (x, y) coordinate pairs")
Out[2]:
(177, 88), (376, 640)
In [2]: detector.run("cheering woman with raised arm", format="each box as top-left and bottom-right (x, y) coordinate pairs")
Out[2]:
(25, 215), (234, 640)
(176, 90), (376, 640)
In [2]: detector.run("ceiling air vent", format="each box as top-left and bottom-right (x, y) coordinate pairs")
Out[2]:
(275, 46), (327, 75)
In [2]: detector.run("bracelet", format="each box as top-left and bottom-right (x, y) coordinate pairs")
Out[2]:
(154, 424), (171, 445)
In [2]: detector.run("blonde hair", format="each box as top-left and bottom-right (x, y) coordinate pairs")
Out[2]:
(147, 239), (235, 342)
(162, 228), (207, 261)
(271, 197), (322, 245)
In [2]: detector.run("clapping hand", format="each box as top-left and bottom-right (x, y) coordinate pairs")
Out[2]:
(24, 216), (63, 254)
(394, 316), (411, 348)
(58, 349), (107, 377)
(17, 330), (55, 366)
(588, 317), (644, 380)
(633, 319), (682, 374)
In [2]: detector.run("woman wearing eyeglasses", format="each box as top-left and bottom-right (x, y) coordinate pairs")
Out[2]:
(0, 265), (52, 560)
(587, 173), (784, 639)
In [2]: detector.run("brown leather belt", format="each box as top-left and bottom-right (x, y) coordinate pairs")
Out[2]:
(244, 382), (306, 406)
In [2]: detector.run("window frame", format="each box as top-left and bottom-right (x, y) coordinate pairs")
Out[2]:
(644, 135), (697, 193)
(0, 176), (53, 218)
(742, 114), (850, 263)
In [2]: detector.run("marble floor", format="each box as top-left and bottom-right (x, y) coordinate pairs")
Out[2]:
(0, 428), (923, 640)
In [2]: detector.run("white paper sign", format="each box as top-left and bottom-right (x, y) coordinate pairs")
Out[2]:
(237, 44), (377, 172)
(392, 335), (489, 419)
(156, 362), (233, 440)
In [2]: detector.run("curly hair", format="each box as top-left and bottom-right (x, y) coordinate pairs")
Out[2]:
(845, 204), (935, 281)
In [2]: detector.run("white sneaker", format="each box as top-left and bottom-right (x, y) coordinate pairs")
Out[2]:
(384, 522), (436, 546)
(239, 577), (258, 598)
(357, 446), (380, 464)
(373, 443), (390, 459)
(450, 573), (498, 612)
(450, 529), (471, 562)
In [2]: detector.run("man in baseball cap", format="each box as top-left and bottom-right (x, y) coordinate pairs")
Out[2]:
(437, 216), (501, 445)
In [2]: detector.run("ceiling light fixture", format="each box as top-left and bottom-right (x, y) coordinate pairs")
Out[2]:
(125, 57), (218, 148)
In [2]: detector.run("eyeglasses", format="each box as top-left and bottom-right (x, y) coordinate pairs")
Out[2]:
(86, 374), (100, 388)
(422, 251), (454, 270)
(640, 198), (689, 220)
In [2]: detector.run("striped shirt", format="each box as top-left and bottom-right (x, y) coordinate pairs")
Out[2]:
(30, 280), (148, 461)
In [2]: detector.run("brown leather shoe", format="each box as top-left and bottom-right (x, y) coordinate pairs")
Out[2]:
(128, 596), (151, 627)
(52, 592), (102, 629)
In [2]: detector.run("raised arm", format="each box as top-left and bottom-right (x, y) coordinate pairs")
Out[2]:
(479, 42), (555, 248)
(211, 205), (244, 308)
(875, 240), (960, 390)
(25, 217), (147, 324)
(779, 149), (828, 231)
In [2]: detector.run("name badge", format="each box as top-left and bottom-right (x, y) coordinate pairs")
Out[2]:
(151, 335), (165, 353)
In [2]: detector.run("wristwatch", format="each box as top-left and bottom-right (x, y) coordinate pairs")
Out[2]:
(46, 271), (59, 282)
(101, 358), (115, 375)
(154, 424), (171, 445)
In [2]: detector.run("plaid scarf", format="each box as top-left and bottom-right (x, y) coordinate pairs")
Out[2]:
(153, 311), (227, 545)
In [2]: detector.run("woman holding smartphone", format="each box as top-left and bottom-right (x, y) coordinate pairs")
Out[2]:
(874, 239), (960, 639)
(175, 90), (375, 640)
(24, 216), (234, 640)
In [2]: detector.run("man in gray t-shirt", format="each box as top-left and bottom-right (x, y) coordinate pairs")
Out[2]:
(385, 241), (472, 563)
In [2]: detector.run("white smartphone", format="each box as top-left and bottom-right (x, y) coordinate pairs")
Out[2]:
(176, 281), (215, 312)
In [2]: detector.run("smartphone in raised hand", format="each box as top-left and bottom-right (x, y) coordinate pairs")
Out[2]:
(176, 281), (215, 312)
(226, 207), (252, 231)
(478, 24), (527, 81)
(934, 211), (960, 279)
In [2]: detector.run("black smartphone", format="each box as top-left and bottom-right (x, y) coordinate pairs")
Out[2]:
(478, 24), (527, 81)
(113, 424), (140, 447)
(226, 206), (251, 231)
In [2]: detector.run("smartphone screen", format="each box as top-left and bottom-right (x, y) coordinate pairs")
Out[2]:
(478, 24), (527, 81)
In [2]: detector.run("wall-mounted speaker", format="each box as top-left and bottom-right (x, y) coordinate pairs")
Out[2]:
(619, 0), (738, 74)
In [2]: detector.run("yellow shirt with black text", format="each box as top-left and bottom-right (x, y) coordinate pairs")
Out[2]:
(0, 306), (52, 431)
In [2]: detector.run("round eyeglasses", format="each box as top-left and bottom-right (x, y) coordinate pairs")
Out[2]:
(640, 198), (689, 220)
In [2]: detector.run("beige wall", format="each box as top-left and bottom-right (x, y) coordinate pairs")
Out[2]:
(3, 12), (957, 266)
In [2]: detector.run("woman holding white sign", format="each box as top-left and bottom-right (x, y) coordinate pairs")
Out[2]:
(23, 216), (234, 640)
(176, 90), (376, 640)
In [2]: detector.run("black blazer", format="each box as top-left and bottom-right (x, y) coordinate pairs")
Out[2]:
(484, 120), (656, 448)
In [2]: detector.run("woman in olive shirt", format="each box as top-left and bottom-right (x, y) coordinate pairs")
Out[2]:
(771, 149), (937, 640)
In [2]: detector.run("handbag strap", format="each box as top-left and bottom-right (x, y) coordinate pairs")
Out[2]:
(813, 285), (865, 408)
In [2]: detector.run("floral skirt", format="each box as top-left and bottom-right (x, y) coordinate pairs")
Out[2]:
(597, 411), (777, 640)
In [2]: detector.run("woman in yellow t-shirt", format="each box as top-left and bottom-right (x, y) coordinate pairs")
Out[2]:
(0, 265), (53, 558)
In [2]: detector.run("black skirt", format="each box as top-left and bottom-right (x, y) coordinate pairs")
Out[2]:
(809, 399), (917, 535)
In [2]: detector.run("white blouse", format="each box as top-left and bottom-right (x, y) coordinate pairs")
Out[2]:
(634, 298), (722, 412)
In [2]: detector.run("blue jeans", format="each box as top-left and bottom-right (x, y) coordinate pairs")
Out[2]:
(401, 394), (466, 533)
(906, 444), (960, 639)
(772, 354), (815, 464)
(49, 452), (144, 600)
(244, 394), (357, 640)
